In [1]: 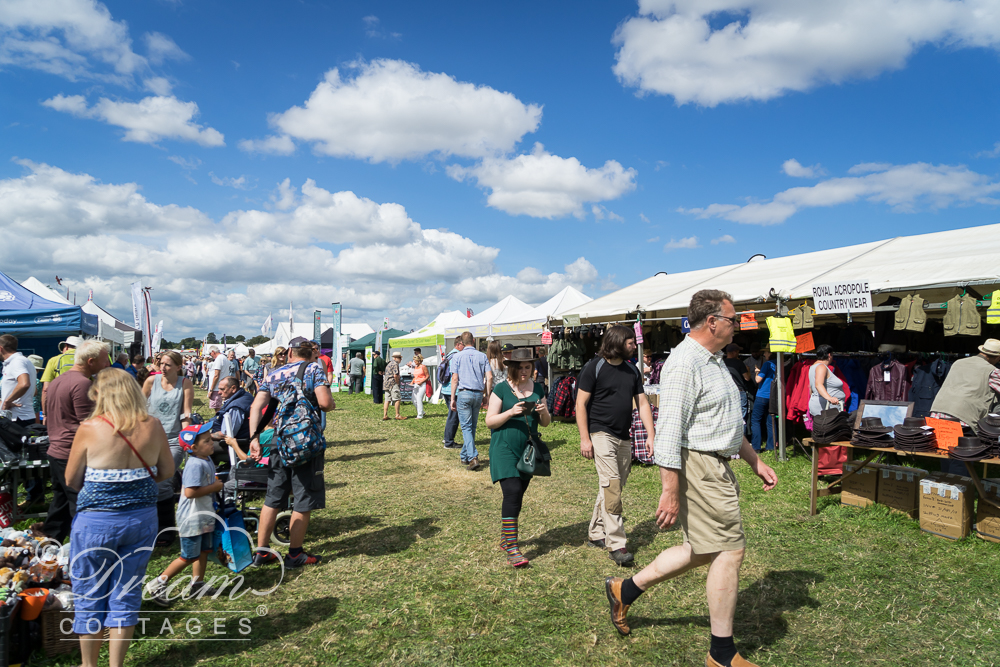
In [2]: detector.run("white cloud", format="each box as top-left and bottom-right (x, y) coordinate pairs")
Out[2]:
(142, 76), (173, 95)
(976, 142), (1000, 158)
(613, 0), (1000, 106)
(711, 234), (736, 244)
(448, 143), (637, 218)
(639, 212), (650, 223)
(451, 257), (600, 303)
(167, 155), (200, 170)
(682, 161), (1000, 224)
(592, 204), (625, 222)
(241, 59), (542, 163)
(664, 236), (700, 251)
(42, 93), (224, 146)
(646, 236), (660, 243)
(782, 159), (823, 178)
(0, 161), (609, 336)
(0, 0), (147, 82)
(210, 173), (251, 190)
(144, 31), (188, 65)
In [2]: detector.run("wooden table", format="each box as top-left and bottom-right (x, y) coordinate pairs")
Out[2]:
(804, 439), (1000, 515)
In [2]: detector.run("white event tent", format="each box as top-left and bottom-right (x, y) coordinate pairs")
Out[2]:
(443, 296), (533, 342)
(269, 322), (374, 348)
(22, 277), (129, 346)
(483, 287), (592, 346)
(552, 224), (1000, 324)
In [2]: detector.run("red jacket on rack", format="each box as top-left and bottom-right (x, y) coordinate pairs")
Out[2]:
(784, 359), (852, 422)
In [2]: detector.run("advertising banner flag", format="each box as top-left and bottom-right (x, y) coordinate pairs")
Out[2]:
(261, 313), (273, 336)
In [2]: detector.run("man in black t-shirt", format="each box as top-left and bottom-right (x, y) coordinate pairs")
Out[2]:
(576, 325), (655, 567)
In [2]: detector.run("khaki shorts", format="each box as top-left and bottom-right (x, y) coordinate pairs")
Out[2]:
(385, 385), (402, 403)
(679, 449), (745, 554)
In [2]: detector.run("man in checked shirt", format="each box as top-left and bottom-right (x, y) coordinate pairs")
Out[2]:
(604, 289), (778, 667)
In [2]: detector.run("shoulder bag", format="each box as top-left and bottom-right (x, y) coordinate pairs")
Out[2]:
(515, 414), (551, 477)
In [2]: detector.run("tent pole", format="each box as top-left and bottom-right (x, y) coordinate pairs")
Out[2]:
(635, 312), (644, 378)
(776, 351), (787, 462)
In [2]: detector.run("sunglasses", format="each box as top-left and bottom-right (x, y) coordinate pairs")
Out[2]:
(713, 314), (739, 326)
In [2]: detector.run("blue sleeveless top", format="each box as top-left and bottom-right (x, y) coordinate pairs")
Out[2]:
(77, 466), (158, 512)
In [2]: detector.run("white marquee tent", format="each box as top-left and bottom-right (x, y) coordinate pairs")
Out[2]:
(443, 296), (533, 341)
(483, 287), (592, 345)
(553, 224), (1000, 323)
(270, 321), (374, 348)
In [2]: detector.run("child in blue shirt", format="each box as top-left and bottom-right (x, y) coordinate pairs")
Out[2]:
(146, 421), (223, 606)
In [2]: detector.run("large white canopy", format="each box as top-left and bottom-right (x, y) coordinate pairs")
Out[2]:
(556, 224), (1000, 321)
(443, 295), (533, 340)
(389, 310), (468, 349)
(22, 277), (128, 345)
(477, 287), (592, 345)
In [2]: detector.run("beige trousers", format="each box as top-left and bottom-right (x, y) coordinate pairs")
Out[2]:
(588, 431), (632, 550)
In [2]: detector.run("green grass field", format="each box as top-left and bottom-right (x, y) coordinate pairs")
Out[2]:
(31, 389), (1000, 666)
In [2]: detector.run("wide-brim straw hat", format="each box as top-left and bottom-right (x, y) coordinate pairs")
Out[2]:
(979, 338), (1000, 355)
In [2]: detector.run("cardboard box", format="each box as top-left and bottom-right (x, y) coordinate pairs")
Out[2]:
(876, 465), (929, 518)
(841, 461), (882, 508)
(919, 474), (976, 540)
(974, 478), (1000, 543)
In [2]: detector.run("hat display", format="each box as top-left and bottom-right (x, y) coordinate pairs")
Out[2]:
(851, 416), (894, 449)
(892, 422), (937, 453)
(978, 338), (1000, 356)
(811, 408), (853, 445)
(178, 420), (214, 451)
(948, 435), (995, 462)
(504, 347), (538, 366)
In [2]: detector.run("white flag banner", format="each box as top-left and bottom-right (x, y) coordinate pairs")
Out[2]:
(261, 312), (273, 336)
(141, 287), (153, 358)
(130, 282), (144, 329)
(289, 301), (294, 331)
(152, 321), (163, 354)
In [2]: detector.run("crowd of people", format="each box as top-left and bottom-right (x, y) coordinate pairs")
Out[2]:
(19, 283), (1000, 667)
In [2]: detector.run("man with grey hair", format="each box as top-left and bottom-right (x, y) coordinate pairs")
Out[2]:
(348, 352), (365, 394)
(43, 339), (110, 541)
(603, 289), (777, 667)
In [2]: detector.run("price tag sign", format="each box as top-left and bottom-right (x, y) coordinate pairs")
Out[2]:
(563, 314), (581, 327)
(633, 322), (644, 344)
(925, 417), (964, 451)
(541, 331), (553, 345)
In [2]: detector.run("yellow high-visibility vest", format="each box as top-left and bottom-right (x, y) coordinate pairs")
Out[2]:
(766, 316), (796, 353)
(988, 292), (1000, 325)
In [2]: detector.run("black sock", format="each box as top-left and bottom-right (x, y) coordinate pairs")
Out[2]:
(288, 546), (304, 558)
(709, 635), (737, 666)
(620, 578), (644, 605)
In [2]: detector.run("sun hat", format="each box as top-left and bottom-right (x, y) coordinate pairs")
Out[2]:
(392, 351), (402, 358)
(27, 354), (44, 370)
(58, 335), (82, 351)
(503, 348), (537, 366)
(178, 420), (215, 451)
(979, 338), (1000, 356)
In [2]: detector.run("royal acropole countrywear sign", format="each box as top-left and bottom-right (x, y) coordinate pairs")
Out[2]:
(811, 280), (873, 315)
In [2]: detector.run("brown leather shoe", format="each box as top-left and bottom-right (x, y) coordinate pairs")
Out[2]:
(706, 652), (759, 667)
(467, 457), (481, 471)
(604, 577), (630, 636)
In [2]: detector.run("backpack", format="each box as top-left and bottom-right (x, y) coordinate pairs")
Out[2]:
(274, 362), (326, 467)
(437, 352), (454, 385)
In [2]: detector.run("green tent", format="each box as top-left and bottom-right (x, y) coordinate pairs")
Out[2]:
(347, 328), (409, 358)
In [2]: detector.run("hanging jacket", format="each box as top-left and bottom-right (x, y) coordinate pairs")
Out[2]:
(943, 294), (981, 337)
(784, 360), (852, 422)
(865, 359), (910, 401)
(790, 304), (815, 330)
(909, 358), (950, 418)
(766, 316), (796, 353)
(988, 292), (1000, 325)
(894, 294), (927, 332)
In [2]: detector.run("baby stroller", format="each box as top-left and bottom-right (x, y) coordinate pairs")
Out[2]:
(223, 459), (294, 547)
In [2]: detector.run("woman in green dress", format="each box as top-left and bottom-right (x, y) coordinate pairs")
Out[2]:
(485, 348), (551, 567)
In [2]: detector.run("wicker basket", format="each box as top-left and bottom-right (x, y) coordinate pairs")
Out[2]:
(40, 609), (79, 657)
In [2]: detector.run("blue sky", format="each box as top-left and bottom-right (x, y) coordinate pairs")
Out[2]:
(3, 0), (1000, 338)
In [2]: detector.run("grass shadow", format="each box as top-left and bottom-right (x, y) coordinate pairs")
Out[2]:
(330, 451), (395, 462)
(545, 438), (567, 450)
(306, 514), (382, 538)
(320, 518), (440, 557)
(629, 569), (824, 653)
(142, 596), (340, 663)
(328, 438), (389, 448)
(522, 520), (590, 559)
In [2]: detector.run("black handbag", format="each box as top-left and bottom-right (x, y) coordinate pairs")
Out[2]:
(516, 416), (551, 477)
